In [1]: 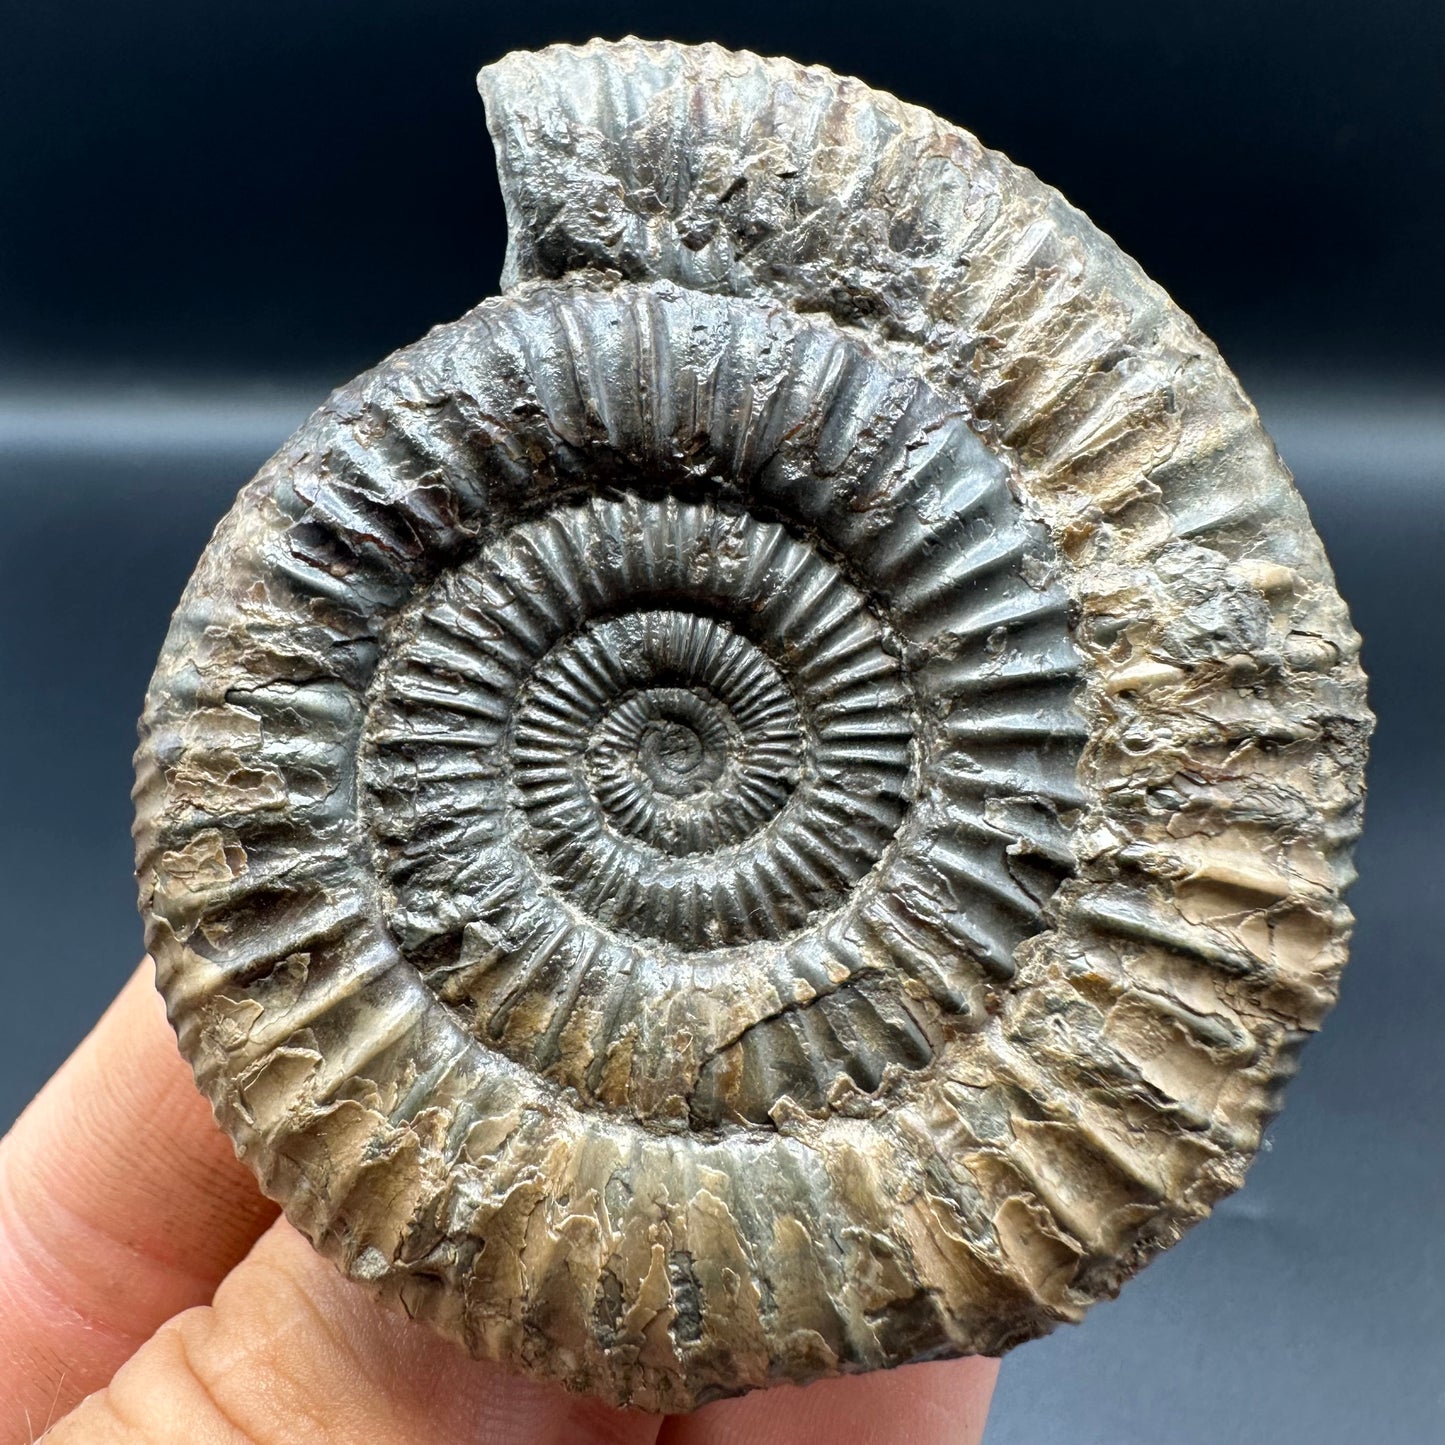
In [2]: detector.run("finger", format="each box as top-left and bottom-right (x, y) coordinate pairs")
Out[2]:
(659, 1355), (998, 1445)
(0, 961), (278, 1440)
(52, 1216), (664, 1445)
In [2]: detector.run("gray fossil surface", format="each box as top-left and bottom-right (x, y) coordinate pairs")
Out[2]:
(133, 38), (1372, 1411)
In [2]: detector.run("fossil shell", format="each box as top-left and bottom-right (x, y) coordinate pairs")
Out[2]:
(133, 38), (1371, 1411)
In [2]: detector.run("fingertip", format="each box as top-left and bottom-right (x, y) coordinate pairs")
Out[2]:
(660, 1354), (999, 1445)
(0, 962), (278, 1439)
(68, 1217), (664, 1445)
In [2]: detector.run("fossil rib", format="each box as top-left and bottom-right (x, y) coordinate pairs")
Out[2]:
(133, 37), (1371, 1411)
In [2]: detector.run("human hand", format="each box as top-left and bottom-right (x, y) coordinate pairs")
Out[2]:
(0, 963), (997, 1443)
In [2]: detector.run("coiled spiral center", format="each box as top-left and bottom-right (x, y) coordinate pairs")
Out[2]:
(526, 611), (802, 862)
(363, 496), (916, 966)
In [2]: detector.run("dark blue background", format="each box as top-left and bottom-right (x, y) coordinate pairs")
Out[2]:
(1, 3), (1441, 1441)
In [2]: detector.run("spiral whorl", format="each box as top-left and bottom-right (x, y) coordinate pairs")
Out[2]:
(134, 39), (1370, 1411)
(330, 286), (1087, 1134)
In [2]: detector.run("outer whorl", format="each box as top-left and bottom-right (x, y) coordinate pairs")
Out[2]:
(133, 38), (1372, 1411)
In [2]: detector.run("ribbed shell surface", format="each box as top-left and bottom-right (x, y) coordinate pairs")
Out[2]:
(133, 38), (1371, 1411)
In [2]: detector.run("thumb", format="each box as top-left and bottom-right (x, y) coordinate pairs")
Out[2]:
(48, 1217), (661, 1445)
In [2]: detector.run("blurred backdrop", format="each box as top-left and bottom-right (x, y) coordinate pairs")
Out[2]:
(1, 3), (1441, 1442)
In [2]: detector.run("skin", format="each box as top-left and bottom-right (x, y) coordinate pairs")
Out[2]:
(0, 963), (997, 1444)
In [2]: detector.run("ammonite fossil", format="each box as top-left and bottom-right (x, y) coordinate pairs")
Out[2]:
(134, 38), (1372, 1411)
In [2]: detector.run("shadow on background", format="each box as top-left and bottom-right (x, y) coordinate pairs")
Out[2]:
(1, 2), (1441, 1442)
